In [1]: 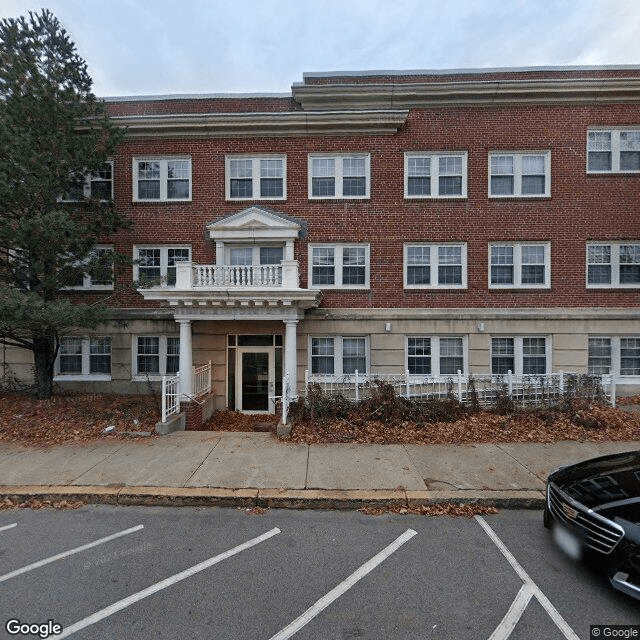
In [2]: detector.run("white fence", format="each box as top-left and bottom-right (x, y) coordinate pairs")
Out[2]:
(303, 370), (616, 408)
(161, 362), (212, 423)
(193, 264), (282, 287)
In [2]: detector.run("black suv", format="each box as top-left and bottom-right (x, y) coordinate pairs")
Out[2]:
(544, 450), (640, 601)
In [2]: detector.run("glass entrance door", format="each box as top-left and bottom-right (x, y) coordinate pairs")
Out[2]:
(237, 348), (274, 412)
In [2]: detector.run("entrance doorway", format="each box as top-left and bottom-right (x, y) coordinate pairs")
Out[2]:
(227, 335), (283, 413)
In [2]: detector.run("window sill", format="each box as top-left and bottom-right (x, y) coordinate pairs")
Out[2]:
(226, 196), (287, 202)
(308, 196), (370, 201)
(489, 285), (551, 290)
(404, 195), (467, 200)
(404, 285), (467, 290)
(54, 374), (111, 382)
(586, 284), (640, 289)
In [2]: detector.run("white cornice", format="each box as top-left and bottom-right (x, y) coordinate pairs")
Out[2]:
(292, 77), (640, 110)
(111, 110), (409, 138)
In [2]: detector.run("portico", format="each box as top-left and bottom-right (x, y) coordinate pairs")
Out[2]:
(138, 207), (321, 413)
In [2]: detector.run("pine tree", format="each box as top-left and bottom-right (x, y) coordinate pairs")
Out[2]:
(0, 9), (129, 398)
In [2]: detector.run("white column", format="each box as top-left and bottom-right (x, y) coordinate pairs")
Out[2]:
(177, 318), (193, 398)
(284, 319), (298, 396)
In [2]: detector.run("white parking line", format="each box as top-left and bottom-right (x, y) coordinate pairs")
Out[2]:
(476, 516), (580, 640)
(57, 527), (281, 639)
(0, 523), (17, 532)
(0, 525), (144, 584)
(268, 528), (417, 640)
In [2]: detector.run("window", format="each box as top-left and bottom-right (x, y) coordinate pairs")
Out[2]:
(309, 244), (369, 288)
(491, 337), (550, 375)
(228, 245), (284, 266)
(407, 337), (466, 377)
(587, 129), (640, 173)
(489, 243), (550, 288)
(133, 336), (180, 378)
(134, 246), (191, 287)
(56, 337), (111, 379)
(62, 162), (114, 201)
(404, 243), (467, 289)
(588, 337), (640, 377)
(68, 246), (114, 290)
(489, 152), (550, 197)
(133, 157), (191, 201)
(404, 152), (467, 198)
(587, 242), (640, 287)
(225, 155), (286, 200)
(310, 336), (368, 376)
(308, 154), (370, 199)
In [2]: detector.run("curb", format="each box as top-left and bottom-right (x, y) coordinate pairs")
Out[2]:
(0, 486), (546, 511)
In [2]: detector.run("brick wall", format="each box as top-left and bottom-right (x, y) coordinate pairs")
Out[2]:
(82, 92), (640, 314)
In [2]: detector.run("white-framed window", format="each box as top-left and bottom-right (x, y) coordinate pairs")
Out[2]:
(489, 242), (551, 288)
(61, 161), (114, 202)
(133, 336), (180, 379)
(309, 244), (369, 288)
(586, 242), (640, 287)
(588, 336), (640, 378)
(227, 245), (284, 266)
(489, 152), (551, 197)
(55, 336), (111, 380)
(404, 152), (467, 198)
(225, 155), (286, 200)
(133, 157), (191, 201)
(308, 154), (370, 199)
(404, 243), (467, 289)
(491, 336), (550, 375)
(406, 336), (467, 377)
(587, 129), (640, 173)
(134, 245), (191, 287)
(310, 336), (368, 376)
(67, 246), (114, 290)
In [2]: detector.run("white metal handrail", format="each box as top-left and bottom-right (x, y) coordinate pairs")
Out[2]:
(161, 374), (181, 423)
(192, 361), (212, 398)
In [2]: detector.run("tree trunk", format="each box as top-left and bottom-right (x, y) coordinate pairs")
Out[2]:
(32, 332), (56, 399)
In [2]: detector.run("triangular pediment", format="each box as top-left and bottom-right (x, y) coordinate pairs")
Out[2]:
(207, 207), (302, 241)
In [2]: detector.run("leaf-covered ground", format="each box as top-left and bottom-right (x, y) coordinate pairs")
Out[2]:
(0, 393), (638, 447)
(0, 393), (160, 445)
(282, 402), (640, 445)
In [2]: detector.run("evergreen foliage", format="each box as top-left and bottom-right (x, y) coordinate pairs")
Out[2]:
(0, 9), (129, 397)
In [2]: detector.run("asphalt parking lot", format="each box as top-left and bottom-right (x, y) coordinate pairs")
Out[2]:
(1, 506), (638, 640)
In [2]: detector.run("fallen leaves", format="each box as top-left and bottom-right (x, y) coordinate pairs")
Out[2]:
(0, 393), (159, 445)
(359, 503), (499, 517)
(202, 411), (278, 433)
(0, 497), (85, 511)
(284, 403), (640, 445)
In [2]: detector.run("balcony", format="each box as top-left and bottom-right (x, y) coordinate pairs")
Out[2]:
(139, 260), (321, 316)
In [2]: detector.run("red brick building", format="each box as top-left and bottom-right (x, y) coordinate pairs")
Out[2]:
(4, 66), (640, 419)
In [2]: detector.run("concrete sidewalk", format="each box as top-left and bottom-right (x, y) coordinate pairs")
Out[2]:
(0, 432), (638, 510)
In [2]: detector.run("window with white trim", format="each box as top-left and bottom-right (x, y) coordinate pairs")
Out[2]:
(489, 243), (550, 288)
(225, 155), (286, 200)
(61, 162), (114, 201)
(134, 246), (191, 287)
(491, 336), (550, 375)
(404, 152), (467, 198)
(587, 129), (640, 173)
(68, 246), (114, 290)
(310, 336), (368, 376)
(133, 336), (180, 378)
(406, 336), (466, 377)
(308, 154), (370, 199)
(55, 336), (111, 379)
(309, 244), (369, 288)
(489, 152), (550, 197)
(588, 337), (640, 377)
(404, 243), (467, 289)
(133, 157), (191, 201)
(587, 242), (640, 287)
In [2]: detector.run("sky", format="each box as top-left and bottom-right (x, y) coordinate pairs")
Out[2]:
(2, 0), (640, 98)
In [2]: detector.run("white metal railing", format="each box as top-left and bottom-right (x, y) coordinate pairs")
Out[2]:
(192, 361), (212, 398)
(304, 370), (616, 408)
(193, 265), (282, 287)
(161, 374), (181, 423)
(161, 361), (213, 422)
